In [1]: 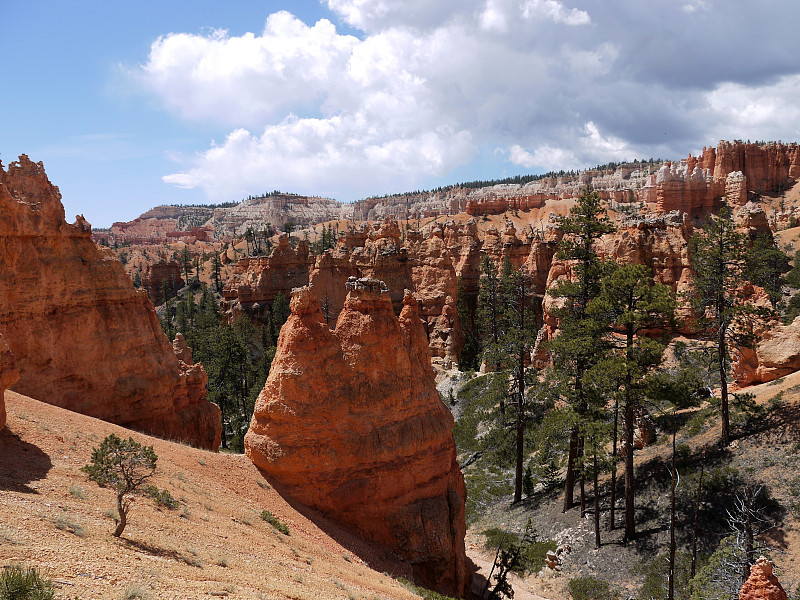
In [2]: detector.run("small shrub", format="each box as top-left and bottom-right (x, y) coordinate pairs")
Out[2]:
(122, 583), (149, 600)
(260, 510), (289, 535)
(0, 565), (55, 600)
(482, 522), (556, 575)
(53, 514), (88, 538)
(675, 443), (691, 461)
(768, 392), (785, 411)
(568, 577), (618, 600)
(144, 485), (179, 510)
(397, 578), (459, 600)
(69, 485), (86, 500)
(684, 408), (712, 436)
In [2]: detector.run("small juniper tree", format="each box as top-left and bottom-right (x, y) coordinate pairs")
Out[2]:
(82, 434), (158, 537)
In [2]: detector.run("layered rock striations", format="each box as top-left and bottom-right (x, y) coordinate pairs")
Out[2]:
(245, 283), (470, 597)
(0, 332), (19, 429)
(0, 155), (221, 449)
(734, 315), (800, 387)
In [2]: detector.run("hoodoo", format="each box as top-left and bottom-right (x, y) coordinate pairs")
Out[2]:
(245, 280), (471, 597)
(0, 155), (221, 450)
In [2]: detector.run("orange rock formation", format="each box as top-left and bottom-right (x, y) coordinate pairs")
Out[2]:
(245, 282), (471, 598)
(739, 557), (787, 600)
(224, 219), (464, 366)
(0, 333), (19, 429)
(0, 155), (221, 450)
(141, 261), (184, 304)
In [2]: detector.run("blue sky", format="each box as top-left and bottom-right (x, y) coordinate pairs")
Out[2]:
(4, 1), (800, 227)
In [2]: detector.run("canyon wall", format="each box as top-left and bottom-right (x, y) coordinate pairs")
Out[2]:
(223, 219), (464, 366)
(0, 155), (221, 449)
(245, 282), (470, 598)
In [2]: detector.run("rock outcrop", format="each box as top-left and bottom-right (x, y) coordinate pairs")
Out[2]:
(141, 261), (184, 305)
(0, 155), (221, 450)
(224, 219), (464, 365)
(739, 557), (787, 600)
(245, 283), (470, 598)
(0, 333), (19, 429)
(734, 316), (800, 386)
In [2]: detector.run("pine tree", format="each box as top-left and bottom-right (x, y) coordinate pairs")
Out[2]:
(688, 204), (761, 446)
(591, 263), (675, 540)
(547, 186), (616, 513)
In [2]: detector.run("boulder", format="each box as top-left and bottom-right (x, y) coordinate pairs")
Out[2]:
(245, 282), (471, 597)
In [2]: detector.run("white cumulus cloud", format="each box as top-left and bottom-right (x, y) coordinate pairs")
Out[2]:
(132, 1), (800, 201)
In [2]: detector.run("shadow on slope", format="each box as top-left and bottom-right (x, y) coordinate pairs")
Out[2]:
(0, 426), (53, 493)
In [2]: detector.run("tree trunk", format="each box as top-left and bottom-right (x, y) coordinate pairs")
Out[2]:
(691, 463), (704, 579)
(579, 435), (586, 518)
(719, 326), (730, 446)
(610, 398), (619, 530)
(668, 429), (676, 600)
(624, 325), (636, 542)
(563, 428), (578, 512)
(593, 451), (601, 549)
(114, 492), (127, 537)
(513, 359), (525, 503)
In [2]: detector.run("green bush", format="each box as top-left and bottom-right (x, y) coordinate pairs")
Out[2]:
(144, 485), (179, 509)
(482, 523), (556, 576)
(259, 510), (289, 535)
(0, 565), (55, 600)
(397, 578), (458, 600)
(568, 577), (618, 600)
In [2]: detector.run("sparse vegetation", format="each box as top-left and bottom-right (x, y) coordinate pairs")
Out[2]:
(259, 510), (289, 535)
(53, 513), (88, 538)
(144, 485), (179, 509)
(397, 578), (459, 600)
(568, 577), (619, 600)
(0, 565), (55, 600)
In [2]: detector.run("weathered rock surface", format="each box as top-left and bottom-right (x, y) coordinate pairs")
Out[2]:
(0, 155), (221, 450)
(734, 316), (800, 386)
(0, 333), (19, 429)
(141, 261), (184, 305)
(739, 557), (787, 600)
(245, 283), (470, 597)
(224, 219), (464, 365)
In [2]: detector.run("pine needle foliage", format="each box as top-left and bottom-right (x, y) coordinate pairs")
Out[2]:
(82, 434), (157, 537)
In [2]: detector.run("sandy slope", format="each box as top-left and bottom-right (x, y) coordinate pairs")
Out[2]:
(0, 391), (422, 600)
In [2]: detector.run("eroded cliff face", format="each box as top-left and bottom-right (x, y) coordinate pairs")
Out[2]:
(224, 219), (464, 366)
(244, 282), (471, 598)
(0, 155), (221, 449)
(0, 333), (19, 429)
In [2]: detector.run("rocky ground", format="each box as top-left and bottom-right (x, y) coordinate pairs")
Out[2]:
(0, 391), (427, 600)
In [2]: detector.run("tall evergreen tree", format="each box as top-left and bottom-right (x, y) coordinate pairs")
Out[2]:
(688, 204), (761, 446)
(591, 263), (675, 541)
(547, 186), (616, 513)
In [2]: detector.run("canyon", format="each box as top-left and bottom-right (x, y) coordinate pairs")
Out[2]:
(4, 139), (800, 598)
